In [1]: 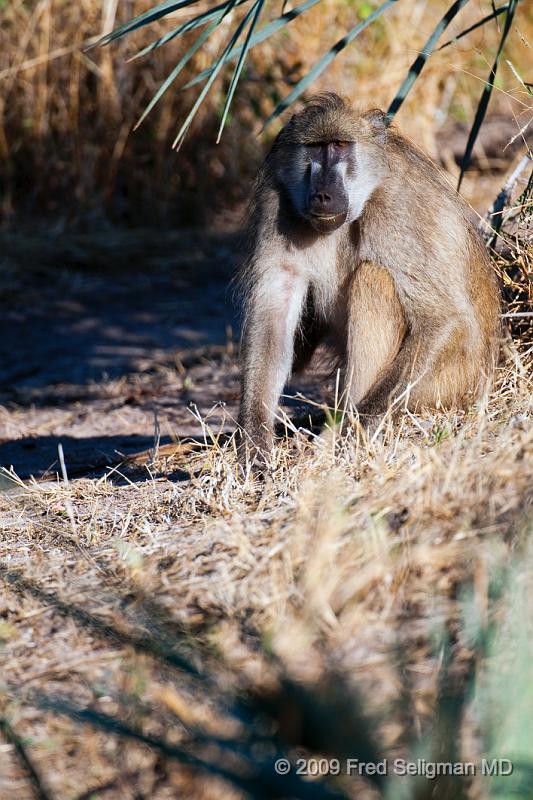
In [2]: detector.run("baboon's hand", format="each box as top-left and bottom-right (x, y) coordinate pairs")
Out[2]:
(356, 394), (390, 419)
(356, 411), (383, 436)
(356, 388), (398, 432)
(236, 426), (273, 475)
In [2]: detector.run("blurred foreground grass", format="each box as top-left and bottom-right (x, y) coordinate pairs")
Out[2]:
(0, 332), (531, 799)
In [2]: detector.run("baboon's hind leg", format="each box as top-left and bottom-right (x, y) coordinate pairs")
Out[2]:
(346, 261), (407, 407)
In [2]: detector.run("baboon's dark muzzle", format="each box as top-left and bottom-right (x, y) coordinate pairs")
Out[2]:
(307, 186), (348, 233)
(308, 210), (347, 233)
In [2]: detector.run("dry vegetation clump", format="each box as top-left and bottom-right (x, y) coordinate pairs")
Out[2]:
(489, 167), (533, 347)
(1, 0), (532, 225)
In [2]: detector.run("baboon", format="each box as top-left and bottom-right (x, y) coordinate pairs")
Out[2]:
(238, 93), (500, 461)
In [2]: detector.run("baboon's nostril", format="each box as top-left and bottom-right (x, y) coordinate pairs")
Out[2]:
(314, 191), (332, 205)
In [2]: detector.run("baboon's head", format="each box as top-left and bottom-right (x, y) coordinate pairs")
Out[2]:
(270, 93), (390, 233)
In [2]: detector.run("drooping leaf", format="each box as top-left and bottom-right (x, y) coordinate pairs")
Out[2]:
(93, 0), (209, 48)
(133, 0), (239, 130)
(387, 0), (472, 120)
(217, 0), (265, 142)
(128, 0), (250, 63)
(458, 0), (519, 189)
(182, 0), (322, 90)
(172, 0), (263, 149)
(436, 3), (509, 51)
(264, 0), (398, 129)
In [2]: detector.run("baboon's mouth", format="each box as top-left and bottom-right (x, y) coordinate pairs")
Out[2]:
(308, 211), (347, 232)
(311, 212), (343, 221)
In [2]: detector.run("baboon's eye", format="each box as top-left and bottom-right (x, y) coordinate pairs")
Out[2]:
(334, 141), (350, 148)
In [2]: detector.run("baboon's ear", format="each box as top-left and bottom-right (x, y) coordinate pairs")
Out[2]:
(363, 108), (390, 141)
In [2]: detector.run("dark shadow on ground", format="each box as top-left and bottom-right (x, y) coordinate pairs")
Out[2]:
(0, 230), (332, 482)
(0, 434), (177, 481)
(0, 404), (326, 481)
(0, 230), (239, 402)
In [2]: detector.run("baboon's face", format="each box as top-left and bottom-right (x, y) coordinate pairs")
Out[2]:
(271, 95), (389, 235)
(293, 140), (355, 233)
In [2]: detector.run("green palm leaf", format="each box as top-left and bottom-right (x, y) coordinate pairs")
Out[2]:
(436, 3), (509, 52)
(133, 0), (239, 130)
(97, 0), (522, 158)
(182, 0), (322, 91)
(172, 0), (263, 149)
(94, 0), (208, 48)
(128, 0), (250, 63)
(217, 0), (266, 143)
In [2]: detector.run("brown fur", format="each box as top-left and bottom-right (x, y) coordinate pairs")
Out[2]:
(346, 261), (407, 405)
(238, 94), (500, 462)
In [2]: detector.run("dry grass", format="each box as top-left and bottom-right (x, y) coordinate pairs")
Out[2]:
(0, 314), (531, 797)
(1, 0), (532, 224)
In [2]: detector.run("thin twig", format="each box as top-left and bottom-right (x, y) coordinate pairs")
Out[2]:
(58, 443), (77, 535)
(500, 312), (533, 318)
(480, 153), (533, 243)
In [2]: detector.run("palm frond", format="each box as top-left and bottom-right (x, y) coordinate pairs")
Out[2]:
(264, 0), (398, 128)
(128, 0), (250, 63)
(97, 0), (525, 169)
(182, 0), (322, 91)
(172, 0), (263, 149)
(436, 3), (509, 52)
(217, 0), (266, 142)
(93, 0), (208, 48)
(387, 0), (472, 119)
(133, 0), (239, 130)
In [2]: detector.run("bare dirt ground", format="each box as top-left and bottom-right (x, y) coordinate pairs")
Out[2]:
(0, 226), (531, 800)
(0, 230), (326, 482)
(0, 230), (242, 481)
